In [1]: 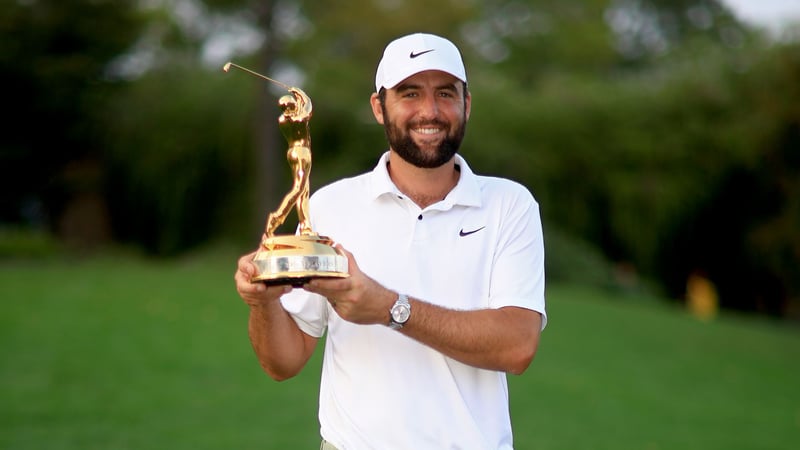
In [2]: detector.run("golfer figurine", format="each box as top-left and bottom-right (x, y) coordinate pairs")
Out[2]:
(266, 87), (314, 237)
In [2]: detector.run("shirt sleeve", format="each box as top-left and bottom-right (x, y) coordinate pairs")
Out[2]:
(488, 188), (547, 330)
(280, 288), (330, 337)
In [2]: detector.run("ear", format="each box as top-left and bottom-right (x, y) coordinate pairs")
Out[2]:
(370, 93), (385, 125)
(464, 90), (472, 121)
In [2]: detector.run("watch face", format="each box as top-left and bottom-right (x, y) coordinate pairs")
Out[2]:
(391, 304), (410, 323)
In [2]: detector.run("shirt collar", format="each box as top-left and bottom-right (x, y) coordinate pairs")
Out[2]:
(368, 151), (482, 208)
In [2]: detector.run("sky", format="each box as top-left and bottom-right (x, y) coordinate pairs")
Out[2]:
(720, 0), (800, 34)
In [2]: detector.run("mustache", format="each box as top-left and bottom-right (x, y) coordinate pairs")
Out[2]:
(408, 119), (449, 129)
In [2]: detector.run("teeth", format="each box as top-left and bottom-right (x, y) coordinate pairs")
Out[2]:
(415, 128), (441, 135)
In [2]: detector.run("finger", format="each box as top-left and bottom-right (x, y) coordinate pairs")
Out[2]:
(248, 284), (290, 308)
(304, 276), (351, 295)
(333, 244), (362, 276)
(237, 251), (258, 273)
(235, 261), (266, 295)
(266, 284), (292, 297)
(236, 273), (265, 295)
(240, 282), (290, 308)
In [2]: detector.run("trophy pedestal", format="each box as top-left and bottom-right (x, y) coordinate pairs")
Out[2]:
(252, 234), (349, 286)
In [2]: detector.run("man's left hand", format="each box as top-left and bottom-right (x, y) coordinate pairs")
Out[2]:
(302, 245), (395, 325)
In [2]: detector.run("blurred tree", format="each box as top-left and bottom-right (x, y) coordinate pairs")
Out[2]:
(101, 66), (255, 254)
(604, 0), (746, 63)
(3, 0), (797, 316)
(100, 0), (290, 252)
(656, 43), (800, 316)
(0, 0), (145, 246)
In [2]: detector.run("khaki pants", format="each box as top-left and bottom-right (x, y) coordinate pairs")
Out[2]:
(320, 440), (338, 450)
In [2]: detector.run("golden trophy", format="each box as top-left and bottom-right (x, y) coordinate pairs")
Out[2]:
(224, 62), (348, 285)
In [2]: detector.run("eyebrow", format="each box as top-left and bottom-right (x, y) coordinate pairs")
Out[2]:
(393, 83), (420, 94)
(394, 82), (460, 94)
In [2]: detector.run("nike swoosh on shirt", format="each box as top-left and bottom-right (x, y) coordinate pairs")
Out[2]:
(459, 226), (486, 237)
(409, 49), (435, 58)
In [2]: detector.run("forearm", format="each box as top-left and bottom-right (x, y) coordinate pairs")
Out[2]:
(300, 247), (542, 374)
(248, 300), (316, 381)
(400, 300), (542, 375)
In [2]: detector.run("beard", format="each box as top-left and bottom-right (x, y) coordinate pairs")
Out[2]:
(381, 105), (467, 169)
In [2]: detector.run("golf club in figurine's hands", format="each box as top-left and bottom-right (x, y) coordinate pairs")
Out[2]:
(223, 62), (348, 285)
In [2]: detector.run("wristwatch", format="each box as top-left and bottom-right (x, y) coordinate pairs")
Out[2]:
(389, 294), (411, 329)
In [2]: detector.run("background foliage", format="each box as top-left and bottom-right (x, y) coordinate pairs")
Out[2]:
(1, 0), (799, 318)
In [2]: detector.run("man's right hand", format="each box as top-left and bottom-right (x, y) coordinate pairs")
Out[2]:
(234, 251), (291, 308)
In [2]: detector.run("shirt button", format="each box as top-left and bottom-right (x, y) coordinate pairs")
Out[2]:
(417, 214), (423, 221)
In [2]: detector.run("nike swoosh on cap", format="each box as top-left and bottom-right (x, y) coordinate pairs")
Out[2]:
(409, 49), (435, 58)
(459, 226), (485, 237)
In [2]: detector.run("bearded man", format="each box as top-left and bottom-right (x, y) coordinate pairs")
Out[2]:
(235, 32), (547, 450)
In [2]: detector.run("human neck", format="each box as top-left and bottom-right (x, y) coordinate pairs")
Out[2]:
(387, 152), (460, 209)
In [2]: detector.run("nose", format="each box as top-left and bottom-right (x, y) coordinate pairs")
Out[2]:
(417, 93), (439, 120)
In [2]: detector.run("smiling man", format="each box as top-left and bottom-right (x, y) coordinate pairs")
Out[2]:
(235, 33), (547, 450)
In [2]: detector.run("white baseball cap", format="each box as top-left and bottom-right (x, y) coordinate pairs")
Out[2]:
(374, 33), (467, 93)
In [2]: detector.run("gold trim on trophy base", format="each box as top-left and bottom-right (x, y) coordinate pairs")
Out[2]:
(251, 234), (349, 286)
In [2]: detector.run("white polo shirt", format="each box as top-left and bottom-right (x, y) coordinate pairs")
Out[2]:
(281, 152), (546, 450)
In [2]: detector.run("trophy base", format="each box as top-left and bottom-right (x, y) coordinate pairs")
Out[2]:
(251, 234), (349, 286)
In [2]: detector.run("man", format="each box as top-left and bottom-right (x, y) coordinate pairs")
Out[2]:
(235, 32), (547, 450)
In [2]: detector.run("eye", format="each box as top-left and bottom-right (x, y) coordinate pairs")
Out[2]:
(437, 88), (459, 99)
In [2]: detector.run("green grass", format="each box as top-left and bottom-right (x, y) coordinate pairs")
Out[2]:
(2, 248), (799, 449)
(512, 287), (800, 450)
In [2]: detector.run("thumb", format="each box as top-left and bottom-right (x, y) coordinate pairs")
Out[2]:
(334, 244), (359, 274)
